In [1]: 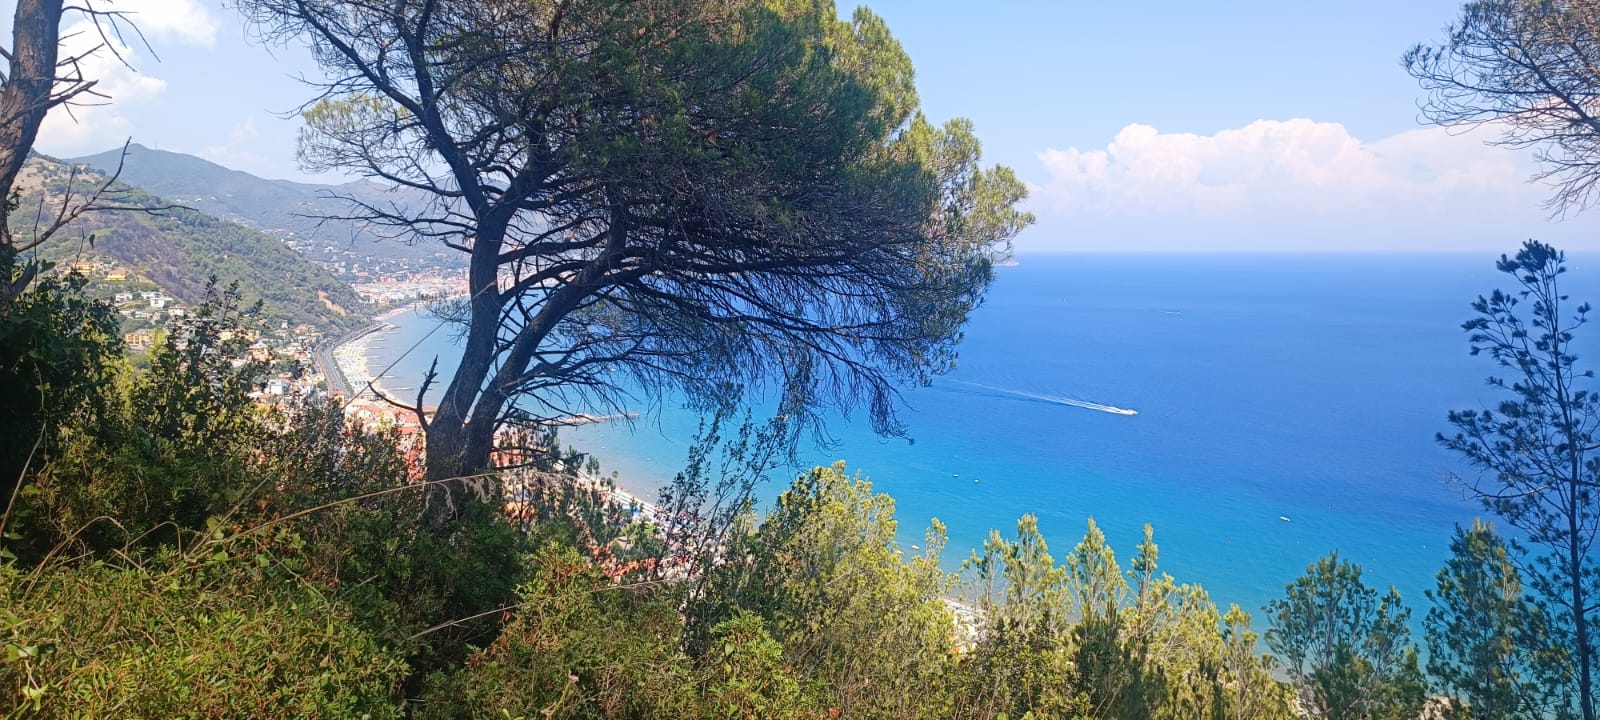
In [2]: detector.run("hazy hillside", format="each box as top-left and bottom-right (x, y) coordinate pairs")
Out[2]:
(15, 156), (368, 332)
(68, 144), (460, 277)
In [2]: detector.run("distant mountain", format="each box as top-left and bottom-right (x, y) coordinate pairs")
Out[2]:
(15, 155), (369, 332)
(67, 144), (461, 278)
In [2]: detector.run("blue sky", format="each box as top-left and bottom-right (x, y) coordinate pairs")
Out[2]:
(23, 0), (1600, 251)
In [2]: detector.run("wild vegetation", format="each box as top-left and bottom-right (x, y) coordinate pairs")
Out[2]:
(17, 155), (368, 332)
(6, 0), (1600, 717)
(0, 249), (1590, 718)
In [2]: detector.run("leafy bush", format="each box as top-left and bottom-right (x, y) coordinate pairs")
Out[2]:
(698, 462), (959, 718)
(11, 282), (267, 557)
(417, 543), (699, 720)
(951, 517), (1295, 720)
(0, 555), (406, 718)
(187, 397), (530, 694)
(0, 252), (122, 525)
(699, 613), (819, 720)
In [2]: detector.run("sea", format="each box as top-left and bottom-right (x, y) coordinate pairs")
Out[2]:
(363, 251), (1590, 621)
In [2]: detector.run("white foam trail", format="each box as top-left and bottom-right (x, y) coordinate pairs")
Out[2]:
(950, 380), (1138, 416)
(1042, 395), (1140, 416)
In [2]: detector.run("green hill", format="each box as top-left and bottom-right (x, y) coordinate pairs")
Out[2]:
(15, 155), (369, 332)
(67, 144), (459, 277)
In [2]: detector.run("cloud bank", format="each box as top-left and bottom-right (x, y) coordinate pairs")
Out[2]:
(35, 0), (218, 155)
(1028, 119), (1599, 251)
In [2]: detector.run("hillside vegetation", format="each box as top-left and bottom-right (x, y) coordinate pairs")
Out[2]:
(69, 144), (459, 273)
(13, 155), (368, 332)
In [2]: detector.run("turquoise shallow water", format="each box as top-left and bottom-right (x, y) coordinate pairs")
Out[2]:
(367, 252), (1594, 618)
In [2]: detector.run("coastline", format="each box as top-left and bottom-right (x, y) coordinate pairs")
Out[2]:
(329, 302), (433, 401)
(328, 300), (663, 518)
(351, 254), (1494, 640)
(344, 304), (979, 633)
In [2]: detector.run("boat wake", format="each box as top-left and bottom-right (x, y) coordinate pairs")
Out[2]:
(947, 380), (1138, 416)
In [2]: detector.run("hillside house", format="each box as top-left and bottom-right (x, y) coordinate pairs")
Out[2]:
(123, 330), (154, 350)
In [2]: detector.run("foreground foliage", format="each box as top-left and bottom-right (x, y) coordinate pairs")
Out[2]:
(0, 557), (406, 718)
(1425, 519), (1569, 720)
(3, 233), (1591, 720)
(0, 253), (121, 521)
(954, 516), (1295, 720)
(1266, 553), (1424, 720)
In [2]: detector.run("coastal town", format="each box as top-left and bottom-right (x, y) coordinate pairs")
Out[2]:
(305, 274), (462, 427)
(58, 252), (463, 423)
(278, 233), (462, 283)
(58, 253), (587, 523)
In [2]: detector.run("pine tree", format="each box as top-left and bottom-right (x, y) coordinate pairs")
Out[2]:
(1439, 241), (1600, 719)
(1266, 552), (1425, 720)
(1425, 519), (1573, 719)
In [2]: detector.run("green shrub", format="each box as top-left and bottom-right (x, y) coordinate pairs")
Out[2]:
(699, 613), (819, 720)
(698, 463), (959, 718)
(11, 282), (266, 558)
(417, 543), (697, 720)
(0, 556), (406, 719)
(0, 253), (123, 528)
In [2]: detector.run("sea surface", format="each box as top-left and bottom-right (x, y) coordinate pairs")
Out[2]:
(365, 252), (1595, 619)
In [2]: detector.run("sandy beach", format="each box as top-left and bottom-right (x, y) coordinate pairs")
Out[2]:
(331, 325), (385, 399)
(332, 303), (434, 401)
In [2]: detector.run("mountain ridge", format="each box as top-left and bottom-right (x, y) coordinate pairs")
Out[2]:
(67, 144), (458, 277)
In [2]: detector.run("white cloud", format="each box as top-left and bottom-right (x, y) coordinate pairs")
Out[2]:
(1027, 119), (1598, 251)
(111, 0), (220, 47)
(34, 0), (218, 156)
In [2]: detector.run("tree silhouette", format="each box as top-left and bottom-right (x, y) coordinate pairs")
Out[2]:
(1440, 241), (1600, 720)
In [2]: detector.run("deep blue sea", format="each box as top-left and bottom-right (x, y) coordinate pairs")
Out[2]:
(366, 252), (1596, 619)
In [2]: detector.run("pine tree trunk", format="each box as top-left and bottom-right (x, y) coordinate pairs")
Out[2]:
(420, 220), (506, 523)
(1573, 514), (1594, 720)
(420, 380), (506, 525)
(0, 0), (64, 298)
(0, 0), (61, 208)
